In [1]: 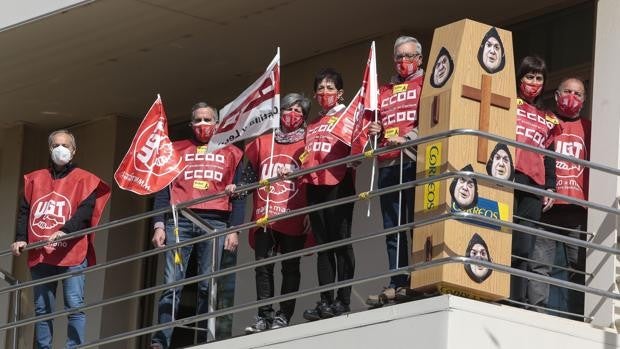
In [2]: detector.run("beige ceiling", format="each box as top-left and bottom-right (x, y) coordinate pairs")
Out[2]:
(0, 0), (584, 129)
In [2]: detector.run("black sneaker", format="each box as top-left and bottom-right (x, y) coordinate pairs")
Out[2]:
(331, 300), (351, 316)
(271, 313), (289, 329)
(303, 301), (333, 321)
(244, 316), (271, 334)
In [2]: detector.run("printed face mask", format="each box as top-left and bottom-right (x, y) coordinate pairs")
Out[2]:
(396, 59), (419, 78)
(51, 145), (73, 166)
(556, 93), (583, 118)
(281, 110), (304, 130)
(316, 92), (339, 111)
(192, 122), (216, 143)
(519, 81), (543, 101)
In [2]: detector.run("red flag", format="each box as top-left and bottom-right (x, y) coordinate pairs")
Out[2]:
(114, 95), (186, 195)
(351, 41), (378, 154)
(327, 88), (363, 146)
(208, 52), (280, 151)
(326, 42), (378, 153)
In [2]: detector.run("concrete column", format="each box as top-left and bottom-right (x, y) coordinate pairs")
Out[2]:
(585, 0), (620, 329)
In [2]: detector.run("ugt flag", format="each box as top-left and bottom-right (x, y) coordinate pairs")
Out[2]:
(208, 52), (280, 151)
(114, 95), (186, 195)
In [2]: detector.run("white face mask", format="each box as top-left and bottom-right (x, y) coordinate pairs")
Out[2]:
(51, 145), (73, 166)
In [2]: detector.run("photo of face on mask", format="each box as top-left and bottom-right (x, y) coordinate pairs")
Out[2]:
(477, 27), (505, 74)
(486, 143), (514, 181)
(449, 164), (478, 210)
(464, 233), (493, 283)
(430, 47), (454, 88)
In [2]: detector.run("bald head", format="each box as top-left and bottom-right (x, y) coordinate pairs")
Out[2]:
(558, 78), (586, 100)
(555, 77), (586, 118)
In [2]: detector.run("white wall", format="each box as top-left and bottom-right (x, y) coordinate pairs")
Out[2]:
(586, 0), (620, 329)
(0, 0), (90, 31)
(203, 295), (620, 349)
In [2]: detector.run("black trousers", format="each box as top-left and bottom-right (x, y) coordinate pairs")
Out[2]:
(306, 170), (356, 305)
(254, 228), (306, 321)
(511, 172), (544, 303)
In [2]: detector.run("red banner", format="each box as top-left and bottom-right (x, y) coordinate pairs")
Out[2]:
(351, 42), (378, 154)
(328, 42), (378, 153)
(114, 95), (186, 195)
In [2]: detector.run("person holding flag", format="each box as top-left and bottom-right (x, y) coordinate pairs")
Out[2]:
(10, 129), (110, 348)
(365, 36), (424, 307)
(149, 102), (245, 349)
(236, 92), (312, 333)
(299, 68), (356, 321)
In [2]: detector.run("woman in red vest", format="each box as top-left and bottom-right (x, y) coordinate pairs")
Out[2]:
(243, 93), (312, 333)
(301, 68), (356, 321)
(511, 56), (561, 306)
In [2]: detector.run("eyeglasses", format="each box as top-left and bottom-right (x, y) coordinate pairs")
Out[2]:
(191, 118), (216, 124)
(395, 53), (420, 61)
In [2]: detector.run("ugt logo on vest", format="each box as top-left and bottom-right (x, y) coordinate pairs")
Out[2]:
(30, 191), (72, 237)
(258, 154), (300, 204)
(134, 118), (179, 176)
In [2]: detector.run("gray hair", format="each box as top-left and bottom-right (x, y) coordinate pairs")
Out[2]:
(394, 36), (422, 56)
(191, 102), (219, 121)
(48, 129), (76, 150)
(281, 93), (311, 117)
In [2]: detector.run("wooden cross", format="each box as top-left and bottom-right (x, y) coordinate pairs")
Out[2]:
(461, 75), (511, 163)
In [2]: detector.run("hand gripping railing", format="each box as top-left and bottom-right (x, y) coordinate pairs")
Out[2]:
(1, 129), (619, 346)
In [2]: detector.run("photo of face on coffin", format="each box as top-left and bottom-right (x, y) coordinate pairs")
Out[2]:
(486, 143), (514, 181)
(464, 233), (493, 283)
(430, 47), (454, 88)
(449, 164), (478, 210)
(477, 27), (506, 74)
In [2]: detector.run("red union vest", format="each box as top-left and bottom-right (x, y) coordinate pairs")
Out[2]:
(170, 140), (243, 211)
(25, 168), (110, 268)
(515, 99), (561, 185)
(377, 75), (423, 161)
(554, 118), (591, 205)
(302, 105), (351, 185)
(245, 133), (309, 247)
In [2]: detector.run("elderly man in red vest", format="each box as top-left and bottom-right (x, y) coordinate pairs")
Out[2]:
(10, 129), (110, 349)
(150, 102), (245, 349)
(528, 77), (590, 315)
(366, 36), (424, 307)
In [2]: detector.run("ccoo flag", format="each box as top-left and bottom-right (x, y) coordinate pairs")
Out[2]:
(325, 42), (378, 152)
(208, 51), (280, 152)
(114, 95), (186, 195)
(350, 41), (378, 155)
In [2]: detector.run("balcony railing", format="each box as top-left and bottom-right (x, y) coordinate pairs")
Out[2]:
(0, 129), (618, 348)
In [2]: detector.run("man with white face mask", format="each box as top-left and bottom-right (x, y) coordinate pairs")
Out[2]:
(10, 129), (110, 348)
(150, 102), (245, 348)
(529, 78), (590, 316)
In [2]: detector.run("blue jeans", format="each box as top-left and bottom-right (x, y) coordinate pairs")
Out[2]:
(30, 259), (87, 349)
(152, 215), (231, 348)
(378, 162), (415, 289)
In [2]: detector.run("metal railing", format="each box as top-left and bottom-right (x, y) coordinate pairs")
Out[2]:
(0, 268), (20, 349)
(0, 128), (618, 348)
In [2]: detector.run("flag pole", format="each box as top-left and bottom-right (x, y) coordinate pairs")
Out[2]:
(395, 149), (404, 273)
(168, 185), (183, 324)
(366, 41), (378, 217)
(262, 47), (280, 230)
(366, 111), (378, 217)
